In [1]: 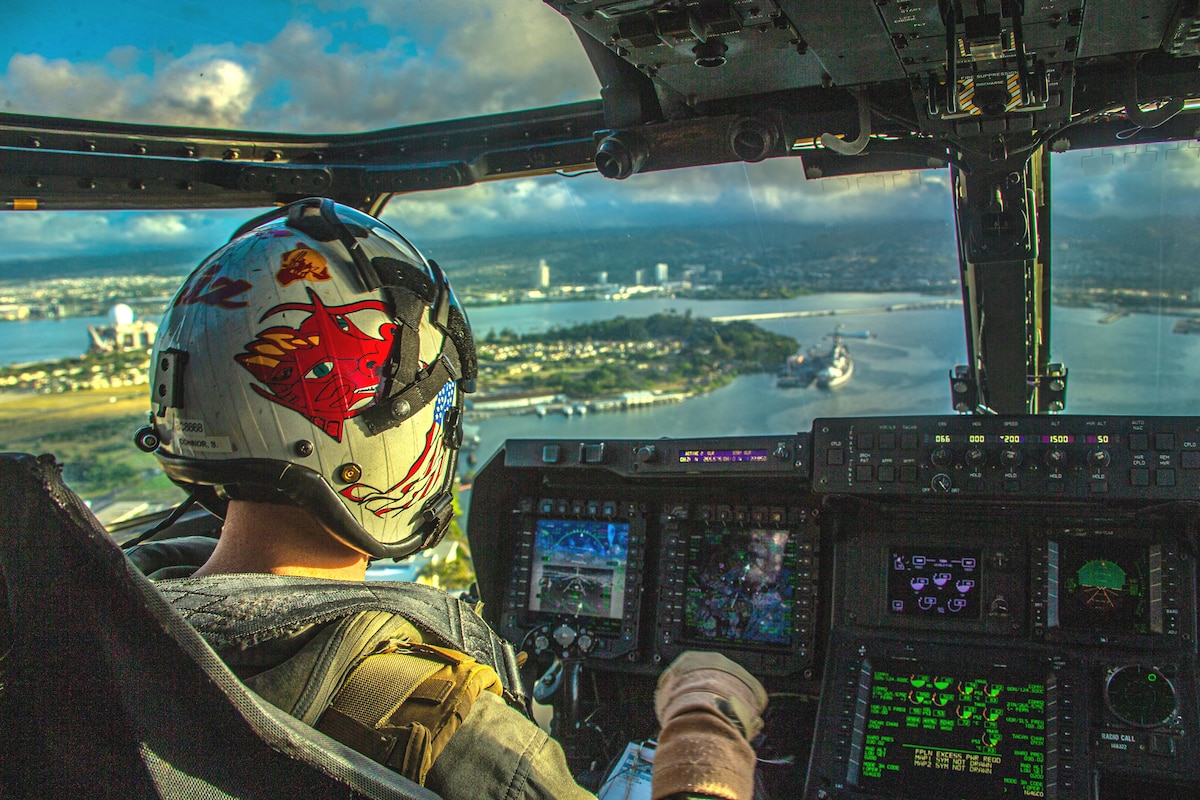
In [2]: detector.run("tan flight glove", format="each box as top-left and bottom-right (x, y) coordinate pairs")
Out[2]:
(650, 651), (767, 800)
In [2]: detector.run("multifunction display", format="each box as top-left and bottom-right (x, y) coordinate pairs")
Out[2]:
(888, 549), (982, 617)
(1054, 539), (1151, 635)
(685, 528), (795, 646)
(855, 659), (1052, 799)
(528, 519), (630, 620)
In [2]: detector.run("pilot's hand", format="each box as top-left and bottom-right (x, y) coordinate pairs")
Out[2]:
(650, 651), (767, 800)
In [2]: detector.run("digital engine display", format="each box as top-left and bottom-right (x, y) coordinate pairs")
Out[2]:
(888, 549), (981, 617)
(1054, 539), (1151, 635)
(528, 519), (629, 621)
(683, 528), (794, 646)
(856, 659), (1052, 799)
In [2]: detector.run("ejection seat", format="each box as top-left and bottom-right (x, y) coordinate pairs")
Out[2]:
(0, 452), (440, 800)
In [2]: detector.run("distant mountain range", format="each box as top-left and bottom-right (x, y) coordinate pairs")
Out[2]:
(2, 215), (1197, 294)
(0, 248), (206, 282)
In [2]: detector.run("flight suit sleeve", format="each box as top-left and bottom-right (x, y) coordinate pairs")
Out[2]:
(424, 690), (596, 800)
(424, 691), (743, 800)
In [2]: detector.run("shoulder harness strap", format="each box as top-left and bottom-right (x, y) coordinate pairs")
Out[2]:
(315, 639), (502, 785)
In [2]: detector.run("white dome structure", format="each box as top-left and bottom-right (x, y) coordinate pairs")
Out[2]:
(109, 303), (135, 326)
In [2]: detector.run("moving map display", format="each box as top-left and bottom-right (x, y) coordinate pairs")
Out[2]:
(683, 528), (794, 647)
(528, 519), (629, 620)
(1057, 539), (1150, 635)
(856, 659), (1052, 799)
(888, 549), (982, 617)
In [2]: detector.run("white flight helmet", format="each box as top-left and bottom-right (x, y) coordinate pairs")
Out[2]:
(142, 198), (477, 560)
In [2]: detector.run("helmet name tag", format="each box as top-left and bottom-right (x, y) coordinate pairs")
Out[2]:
(175, 434), (234, 454)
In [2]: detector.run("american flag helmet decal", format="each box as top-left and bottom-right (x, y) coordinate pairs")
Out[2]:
(338, 379), (457, 517)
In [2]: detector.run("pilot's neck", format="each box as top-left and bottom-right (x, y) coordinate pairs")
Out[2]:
(194, 500), (370, 581)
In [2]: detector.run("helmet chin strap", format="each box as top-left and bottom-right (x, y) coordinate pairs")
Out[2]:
(359, 347), (464, 437)
(413, 490), (455, 555)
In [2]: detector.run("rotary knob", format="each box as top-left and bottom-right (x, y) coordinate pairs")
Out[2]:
(930, 446), (954, 467)
(1000, 448), (1023, 468)
(931, 473), (953, 492)
(1088, 448), (1112, 468)
(553, 624), (576, 648)
(635, 445), (657, 463)
(1045, 448), (1068, 469)
(965, 446), (987, 467)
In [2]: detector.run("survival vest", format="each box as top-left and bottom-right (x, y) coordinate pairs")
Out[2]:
(156, 573), (528, 785)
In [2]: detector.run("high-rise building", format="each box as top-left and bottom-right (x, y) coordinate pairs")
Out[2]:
(634, 268), (646, 285)
(537, 258), (550, 288)
(597, 271), (608, 284)
(655, 262), (669, 284)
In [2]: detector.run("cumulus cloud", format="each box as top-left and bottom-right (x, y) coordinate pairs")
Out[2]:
(1053, 142), (1200, 218)
(2, 53), (144, 119)
(3, 1), (1198, 256)
(377, 156), (954, 242)
(0, 210), (249, 262)
(151, 53), (255, 128)
(0, 0), (598, 132)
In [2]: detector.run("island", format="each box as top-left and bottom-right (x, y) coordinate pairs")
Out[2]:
(468, 312), (797, 418)
(0, 312), (796, 508)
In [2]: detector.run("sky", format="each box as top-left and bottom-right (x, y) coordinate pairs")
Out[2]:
(1, 0), (1199, 264)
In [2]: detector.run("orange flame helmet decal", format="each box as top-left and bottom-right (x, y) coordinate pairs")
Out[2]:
(276, 242), (331, 286)
(235, 290), (395, 441)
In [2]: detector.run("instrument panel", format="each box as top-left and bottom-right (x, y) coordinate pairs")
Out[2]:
(465, 416), (1200, 798)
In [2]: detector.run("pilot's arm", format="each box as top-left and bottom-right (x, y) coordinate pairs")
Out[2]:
(651, 652), (766, 800)
(426, 651), (765, 800)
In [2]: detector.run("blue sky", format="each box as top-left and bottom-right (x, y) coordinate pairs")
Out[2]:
(1, 1), (1198, 264)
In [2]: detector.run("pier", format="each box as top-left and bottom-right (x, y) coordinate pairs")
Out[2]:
(711, 299), (961, 323)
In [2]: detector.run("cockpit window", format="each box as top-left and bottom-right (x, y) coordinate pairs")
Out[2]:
(1050, 142), (1200, 415)
(9, 140), (1200, 524)
(3, 3), (1200, 537)
(0, 1), (600, 131)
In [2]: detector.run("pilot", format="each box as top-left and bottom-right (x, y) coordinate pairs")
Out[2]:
(133, 198), (766, 800)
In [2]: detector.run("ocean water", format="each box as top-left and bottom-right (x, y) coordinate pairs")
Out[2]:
(4, 295), (1197, 472)
(0, 315), (108, 367)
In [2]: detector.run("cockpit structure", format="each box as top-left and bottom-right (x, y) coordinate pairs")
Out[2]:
(3, 1), (1200, 798)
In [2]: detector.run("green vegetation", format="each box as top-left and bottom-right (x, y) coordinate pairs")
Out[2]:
(414, 494), (475, 590)
(0, 312), (794, 532)
(0, 385), (180, 508)
(481, 312), (797, 399)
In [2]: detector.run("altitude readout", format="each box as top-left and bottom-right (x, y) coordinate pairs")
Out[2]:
(1058, 539), (1149, 634)
(684, 528), (794, 646)
(858, 662), (1049, 799)
(678, 449), (769, 464)
(888, 549), (981, 617)
(929, 433), (1110, 444)
(528, 519), (629, 621)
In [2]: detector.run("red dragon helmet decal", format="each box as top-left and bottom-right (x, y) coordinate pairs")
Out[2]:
(235, 289), (395, 441)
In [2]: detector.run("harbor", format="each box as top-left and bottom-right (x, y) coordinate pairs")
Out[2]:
(467, 388), (690, 420)
(711, 298), (961, 323)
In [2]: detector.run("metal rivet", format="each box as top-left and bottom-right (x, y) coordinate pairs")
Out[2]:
(337, 463), (363, 483)
(391, 398), (411, 419)
(294, 440), (314, 457)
